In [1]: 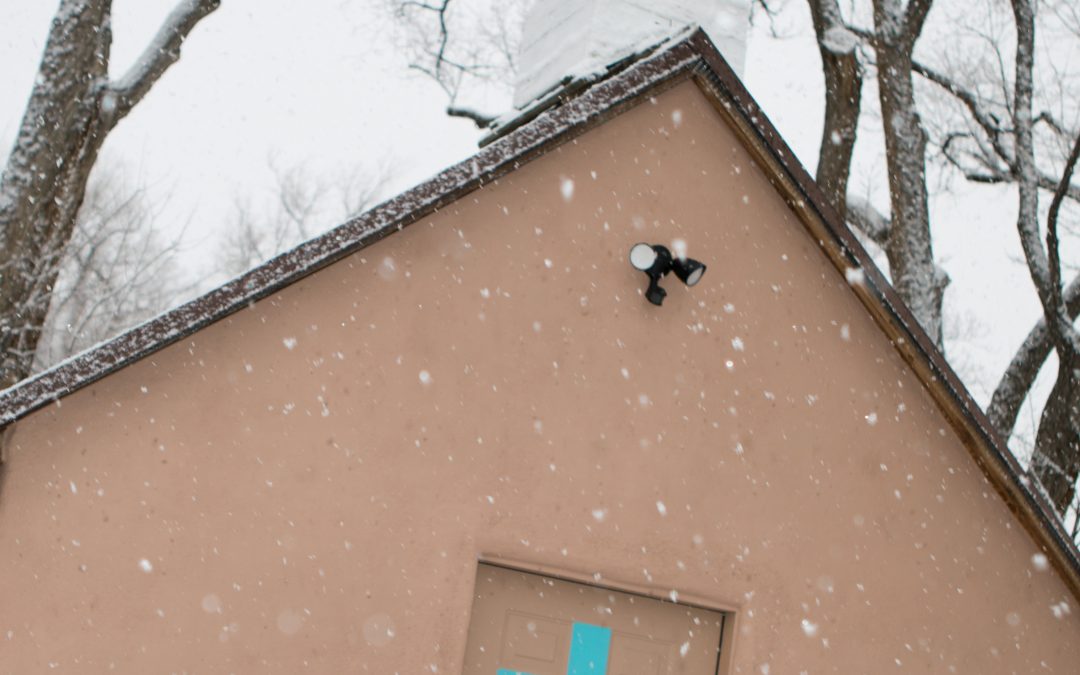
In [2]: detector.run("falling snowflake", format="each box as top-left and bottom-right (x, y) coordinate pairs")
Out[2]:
(560, 176), (575, 201)
(202, 594), (223, 614)
(671, 238), (688, 261)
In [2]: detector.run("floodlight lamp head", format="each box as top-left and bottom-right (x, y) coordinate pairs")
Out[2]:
(628, 242), (707, 306)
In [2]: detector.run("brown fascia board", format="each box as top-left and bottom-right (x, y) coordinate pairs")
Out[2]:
(1, 29), (1078, 599)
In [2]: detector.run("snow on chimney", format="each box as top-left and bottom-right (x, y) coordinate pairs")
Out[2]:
(514, 0), (751, 108)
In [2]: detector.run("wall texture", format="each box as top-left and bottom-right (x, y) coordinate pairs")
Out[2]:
(1, 81), (1077, 673)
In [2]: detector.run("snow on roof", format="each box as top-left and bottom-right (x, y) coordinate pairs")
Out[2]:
(514, 0), (750, 108)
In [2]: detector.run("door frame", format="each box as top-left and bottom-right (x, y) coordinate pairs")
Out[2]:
(474, 554), (739, 675)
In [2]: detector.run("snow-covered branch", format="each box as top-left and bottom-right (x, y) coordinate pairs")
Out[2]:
(1045, 132), (1080, 336)
(1009, 0), (1077, 353)
(103, 0), (221, 124)
(904, 0), (935, 47)
(845, 197), (890, 245)
(988, 273), (1080, 439)
(447, 105), (495, 128)
(914, 59), (1080, 204)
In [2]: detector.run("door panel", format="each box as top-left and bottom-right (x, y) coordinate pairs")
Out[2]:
(608, 634), (668, 675)
(502, 612), (569, 672)
(463, 564), (723, 675)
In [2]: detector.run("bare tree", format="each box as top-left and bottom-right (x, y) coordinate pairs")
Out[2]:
(217, 160), (386, 279)
(802, 0), (1080, 515)
(390, 0), (531, 127)
(0, 0), (219, 390)
(1002, 0), (1080, 512)
(906, 0), (1080, 489)
(803, 0), (946, 345)
(34, 167), (188, 370)
(870, 0), (1080, 511)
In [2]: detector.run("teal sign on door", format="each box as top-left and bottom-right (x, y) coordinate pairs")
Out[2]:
(497, 622), (612, 675)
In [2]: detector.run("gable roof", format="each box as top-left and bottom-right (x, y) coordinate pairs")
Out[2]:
(2, 29), (1078, 600)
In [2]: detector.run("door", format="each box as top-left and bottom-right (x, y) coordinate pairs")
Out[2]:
(462, 564), (724, 675)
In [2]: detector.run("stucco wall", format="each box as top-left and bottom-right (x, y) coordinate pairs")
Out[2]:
(1, 81), (1076, 673)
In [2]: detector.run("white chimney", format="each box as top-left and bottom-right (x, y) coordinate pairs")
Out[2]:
(513, 0), (752, 108)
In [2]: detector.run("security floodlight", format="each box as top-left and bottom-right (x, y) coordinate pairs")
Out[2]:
(629, 243), (658, 271)
(628, 242), (707, 306)
(673, 257), (706, 287)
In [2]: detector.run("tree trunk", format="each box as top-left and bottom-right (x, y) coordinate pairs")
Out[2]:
(0, 0), (219, 391)
(1006, 0), (1080, 514)
(807, 0), (862, 222)
(872, 0), (944, 346)
(0, 0), (113, 389)
(1031, 353), (1080, 511)
(987, 274), (1080, 442)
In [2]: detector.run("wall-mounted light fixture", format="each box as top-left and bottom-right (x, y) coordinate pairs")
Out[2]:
(629, 243), (707, 306)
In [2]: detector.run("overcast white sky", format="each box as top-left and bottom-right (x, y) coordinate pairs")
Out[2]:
(0, 0), (1064, 452)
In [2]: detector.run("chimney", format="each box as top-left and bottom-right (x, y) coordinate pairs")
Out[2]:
(513, 0), (752, 109)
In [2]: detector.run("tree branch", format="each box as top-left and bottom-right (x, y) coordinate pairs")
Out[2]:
(988, 274), (1080, 441)
(1005, 0), (1080, 363)
(914, 59), (1080, 204)
(1046, 132), (1080, 326)
(845, 197), (891, 245)
(104, 0), (221, 124)
(1035, 110), (1070, 139)
(904, 0), (935, 47)
(1038, 172), (1080, 202)
(1048, 133), (1080, 235)
(447, 105), (495, 128)
(912, 61), (1004, 148)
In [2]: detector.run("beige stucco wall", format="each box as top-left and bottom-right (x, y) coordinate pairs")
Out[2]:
(1, 81), (1077, 673)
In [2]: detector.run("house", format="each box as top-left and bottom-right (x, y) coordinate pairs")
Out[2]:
(1, 14), (1078, 674)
